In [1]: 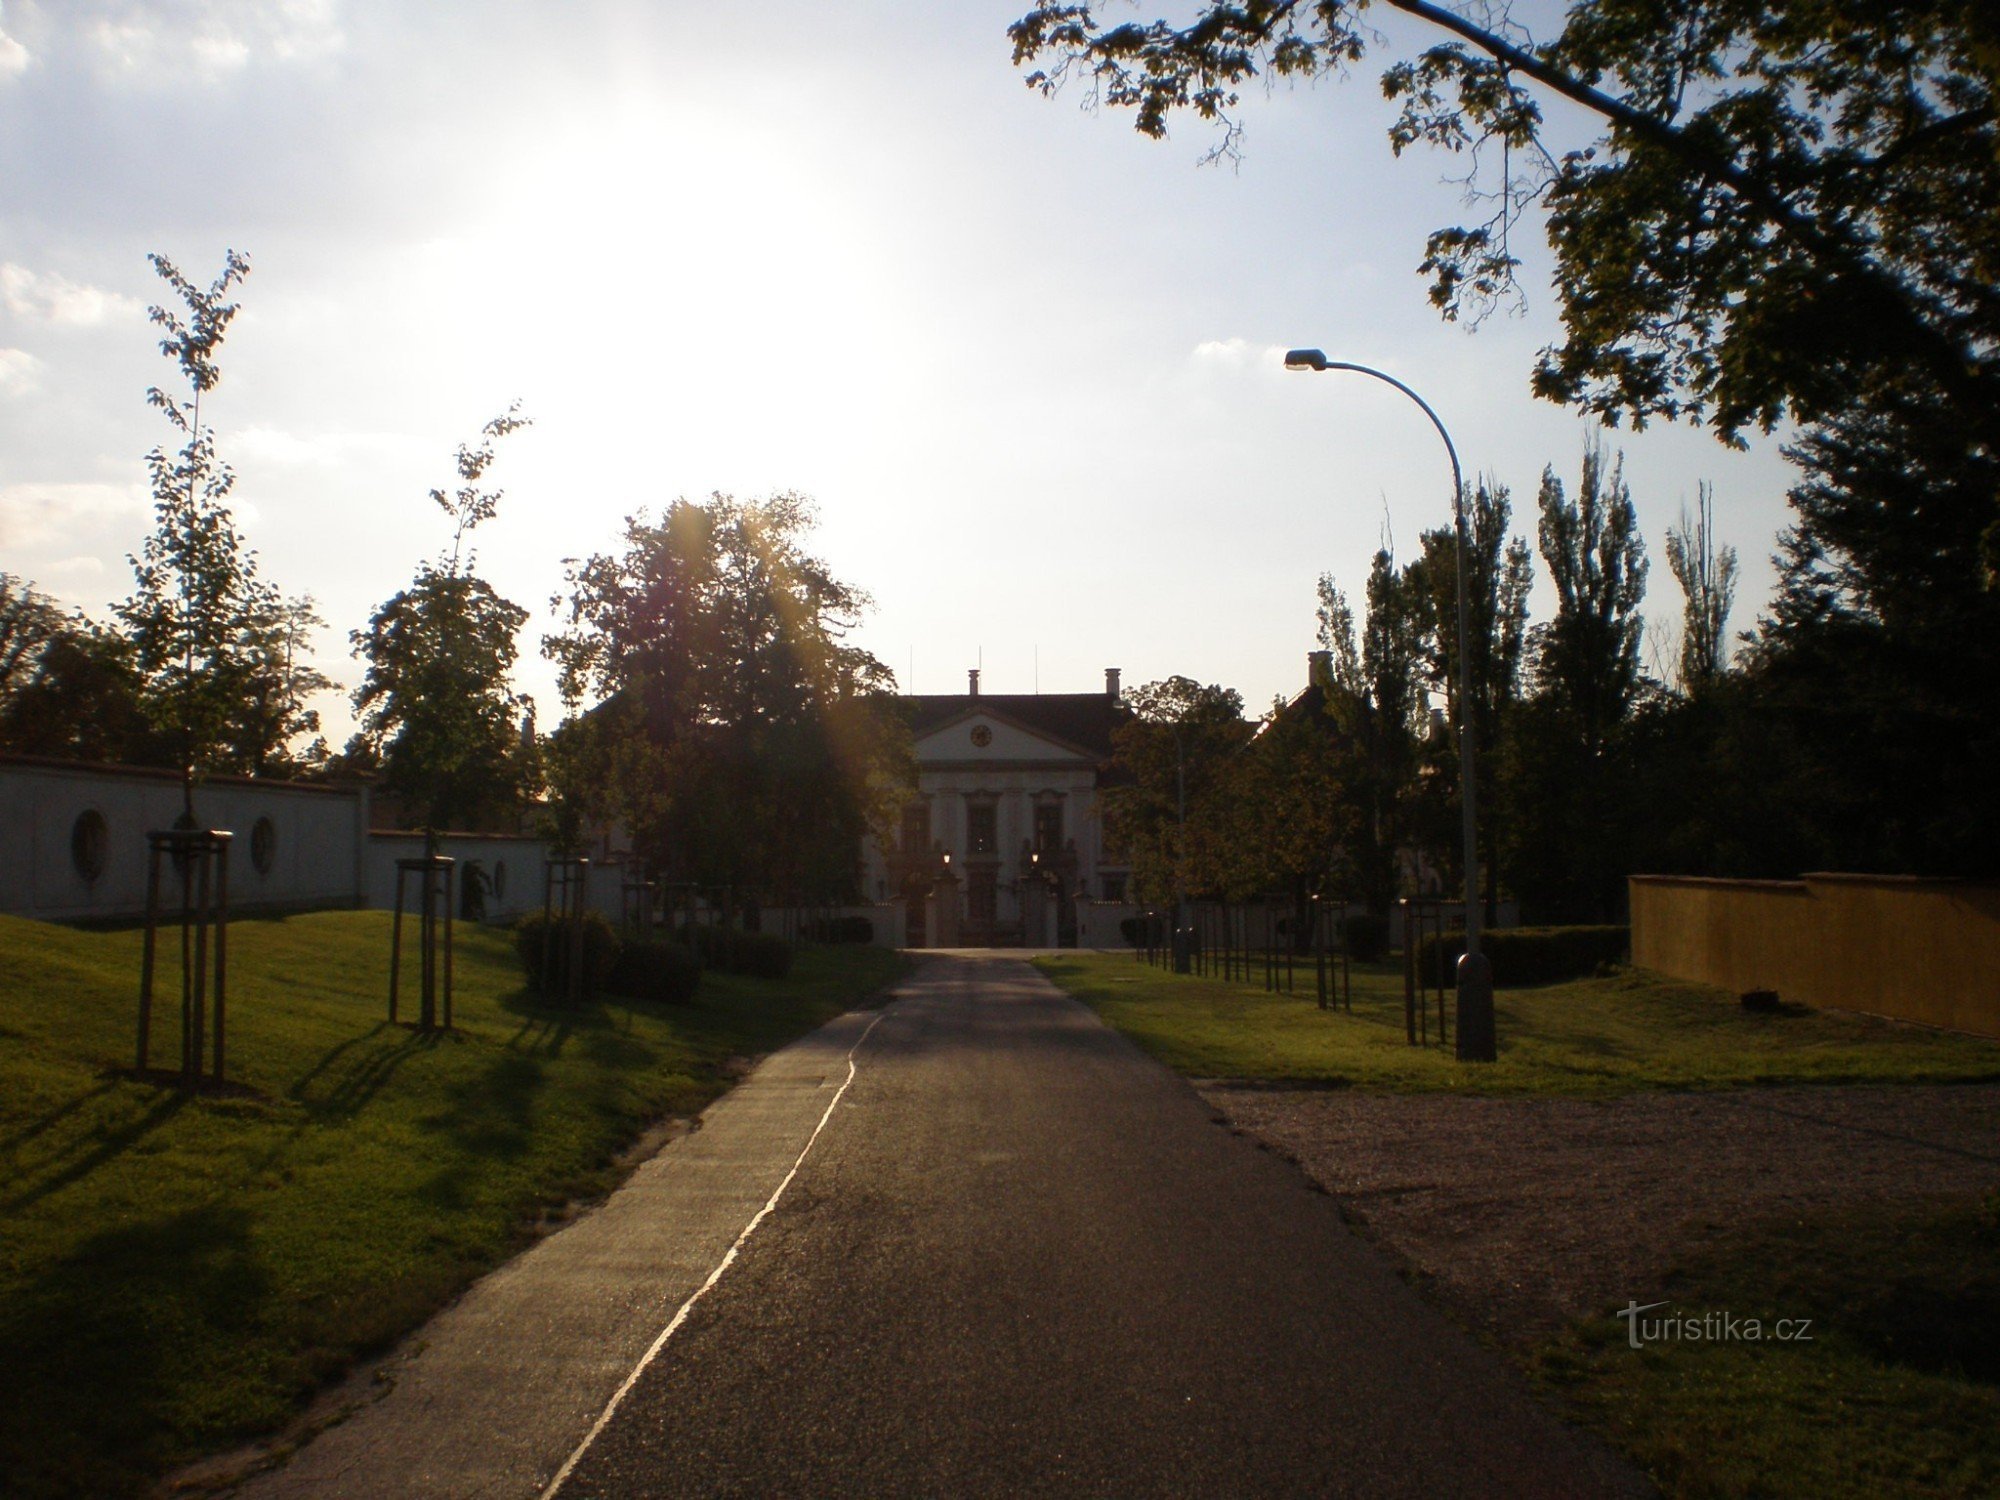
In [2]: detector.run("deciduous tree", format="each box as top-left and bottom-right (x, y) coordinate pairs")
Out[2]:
(117, 250), (278, 811)
(1102, 676), (1255, 907)
(1664, 482), (1738, 692)
(1009, 2), (2000, 454)
(545, 492), (909, 903)
(351, 408), (534, 842)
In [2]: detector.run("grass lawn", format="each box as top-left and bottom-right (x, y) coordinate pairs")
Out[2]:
(0, 909), (904, 1500)
(1535, 1195), (2000, 1498)
(1034, 950), (2000, 1095)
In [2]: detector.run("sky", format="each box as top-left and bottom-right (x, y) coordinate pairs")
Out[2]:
(0, 0), (1802, 742)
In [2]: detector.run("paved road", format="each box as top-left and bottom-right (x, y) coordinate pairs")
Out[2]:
(235, 953), (1644, 1499)
(555, 956), (1644, 1498)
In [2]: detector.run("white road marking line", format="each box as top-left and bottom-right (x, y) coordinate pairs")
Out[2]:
(540, 1009), (889, 1499)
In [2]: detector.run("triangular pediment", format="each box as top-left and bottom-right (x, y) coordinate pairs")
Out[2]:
(912, 707), (1097, 764)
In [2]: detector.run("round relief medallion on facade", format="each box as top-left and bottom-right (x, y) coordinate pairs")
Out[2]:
(970, 725), (992, 747)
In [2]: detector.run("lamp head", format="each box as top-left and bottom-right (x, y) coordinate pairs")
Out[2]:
(1285, 348), (1329, 371)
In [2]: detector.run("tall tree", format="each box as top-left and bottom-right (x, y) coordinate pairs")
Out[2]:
(0, 583), (166, 764)
(1315, 550), (1431, 914)
(351, 408), (534, 841)
(1534, 438), (1649, 751)
(116, 250), (273, 813)
(546, 492), (909, 902)
(1664, 482), (1738, 692)
(0, 574), (70, 709)
(1410, 477), (1533, 914)
(1746, 384), (2000, 873)
(1009, 2), (2000, 454)
(1101, 676), (1254, 907)
(1504, 437), (1650, 919)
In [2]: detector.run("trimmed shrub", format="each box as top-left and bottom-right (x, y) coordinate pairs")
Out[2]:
(514, 909), (621, 999)
(804, 915), (874, 945)
(606, 939), (703, 1004)
(1119, 915), (1153, 948)
(1416, 924), (1630, 987)
(677, 924), (795, 979)
(1341, 913), (1391, 963)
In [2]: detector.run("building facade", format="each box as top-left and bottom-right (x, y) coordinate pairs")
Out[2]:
(860, 669), (1131, 948)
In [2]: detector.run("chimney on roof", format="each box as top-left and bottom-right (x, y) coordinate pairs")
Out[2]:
(1308, 650), (1332, 687)
(1105, 666), (1121, 699)
(968, 667), (981, 697)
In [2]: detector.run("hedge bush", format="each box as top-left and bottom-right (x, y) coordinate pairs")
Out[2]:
(1119, 915), (1166, 948)
(1415, 924), (1630, 987)
(605, 939), (703, 1004)
(514, 909), (621, 999)
(1341, 913), (1391, 963)
(678, 924), (794, 979)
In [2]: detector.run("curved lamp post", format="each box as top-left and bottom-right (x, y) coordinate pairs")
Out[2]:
(1284, 348), (1496, 1061)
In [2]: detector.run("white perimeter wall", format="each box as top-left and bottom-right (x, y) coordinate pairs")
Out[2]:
(0, 759), (367, 920)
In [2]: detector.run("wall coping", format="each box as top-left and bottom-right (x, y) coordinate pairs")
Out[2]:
(367, 830), (550, 844)
(1629, 874), (1806, 892)
(1632, 872), (1998, 893)
(0, 752), (361, 797)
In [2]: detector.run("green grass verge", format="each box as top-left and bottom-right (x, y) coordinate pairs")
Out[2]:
(1034, 951), (2000, 1096)
(1534, 1195), (2000, 1498)
(0, 910), (904, 1499)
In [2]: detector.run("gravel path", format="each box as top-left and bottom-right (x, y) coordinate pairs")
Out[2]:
(1199, 1083), (2000, 1345)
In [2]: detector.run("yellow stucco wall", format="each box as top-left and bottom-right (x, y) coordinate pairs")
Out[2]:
(1629, 874), (2000, 1037)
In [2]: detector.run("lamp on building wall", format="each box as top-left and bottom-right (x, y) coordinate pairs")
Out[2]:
(1284, 347), (1495, 1062)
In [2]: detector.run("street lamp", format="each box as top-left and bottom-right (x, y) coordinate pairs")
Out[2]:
(1284, 347), (1496, 1062)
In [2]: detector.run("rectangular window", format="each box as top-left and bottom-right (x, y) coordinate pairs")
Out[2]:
(966, 801), (997, 856)
(901, 800), (931, 854)
(1101, 874), (1127, 903)
(1033, 799), (1063, 853)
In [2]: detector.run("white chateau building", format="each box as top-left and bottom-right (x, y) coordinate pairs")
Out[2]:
(860, 669), (1131, 948)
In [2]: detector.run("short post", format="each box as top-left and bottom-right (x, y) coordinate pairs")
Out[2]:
(137, 828), (233, 1091)
(542, 856), (591, 1003)
(391, 855), (456, 1030)
(1401, 898), (1418, 1045)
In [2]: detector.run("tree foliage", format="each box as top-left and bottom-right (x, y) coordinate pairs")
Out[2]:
(351, 409), (533, 838)
(1009, 1), (2000, 450)
(1409, 478), (1533, 908)
(1315, 551), (1432, 912)
(116, 250), (296, 805)
(545, 492), (909, 900)
(1532, 438), (1649, 749)
(1664, 482), (1738, 691)
(0, 578), (165, 764)
(1101, 676), (1255, 905)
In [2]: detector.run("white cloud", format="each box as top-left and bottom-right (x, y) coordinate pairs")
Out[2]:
(1189, 337), (1289, 373)
(0, 263), (143, 327)
(0, 480), (146, 546)
(0, 30), (28, 76)
(53, 0), (344, 82)
(0, 346), (41, 395)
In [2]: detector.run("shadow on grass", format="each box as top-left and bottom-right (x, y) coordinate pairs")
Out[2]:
(418, 1052), (549, 1213)
(0, 1201), (267, 1500)
(287, 1022), (447, 1122)
(0, 1078), (122, 1156)
(0, 1087), (189, 1216)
